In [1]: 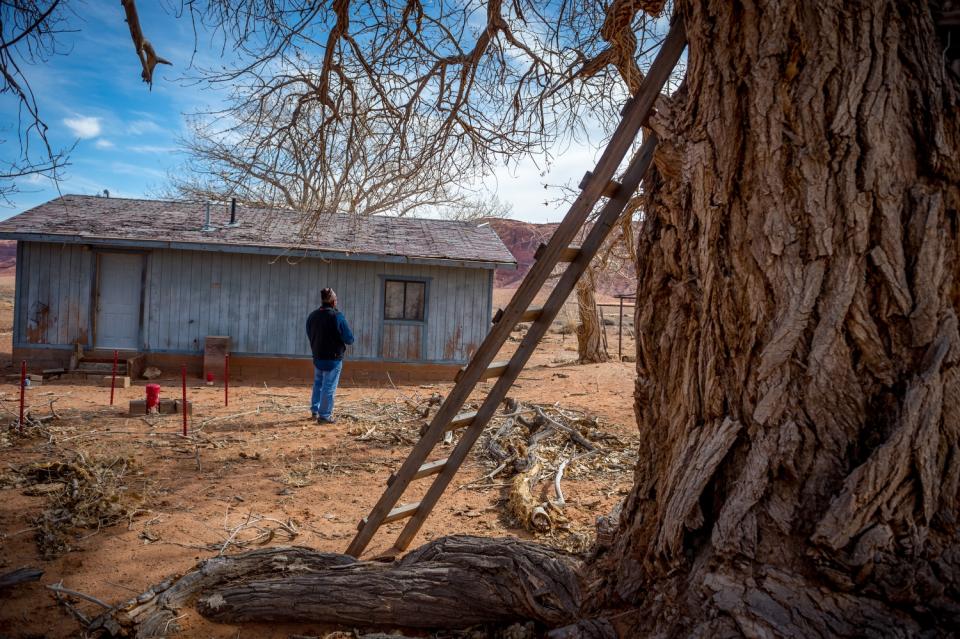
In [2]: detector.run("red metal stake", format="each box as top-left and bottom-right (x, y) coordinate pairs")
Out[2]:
(110, 350), (118, 405)
(18, 360), (26, 433)
(224, 354), (230, 407)
(181, 364), (188, 437)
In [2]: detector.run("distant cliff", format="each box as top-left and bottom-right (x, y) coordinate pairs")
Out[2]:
(487, 218), (636, 297)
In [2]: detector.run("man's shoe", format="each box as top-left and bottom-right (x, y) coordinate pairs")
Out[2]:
(316, 416), (337, 424)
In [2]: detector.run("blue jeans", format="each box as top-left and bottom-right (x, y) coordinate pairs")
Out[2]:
(311, 359), (343, 419)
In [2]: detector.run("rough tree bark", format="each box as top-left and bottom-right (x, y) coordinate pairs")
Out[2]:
(592, 0), (960, 636)
(577, 265), (610, 363)
(96, 537), (583, 636)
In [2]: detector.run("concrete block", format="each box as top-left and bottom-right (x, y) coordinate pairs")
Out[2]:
(129, 398), (192, 416)
(102, 376), (131, 388)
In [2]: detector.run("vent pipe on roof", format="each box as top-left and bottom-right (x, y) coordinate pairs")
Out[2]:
(202, 201), (216, 232)
(225, 197), (240, 228)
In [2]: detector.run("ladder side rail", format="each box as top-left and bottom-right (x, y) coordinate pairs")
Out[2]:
(345, 17), (686, 558)
(490, 16), (686, 339)
(392, 135), (662, 553)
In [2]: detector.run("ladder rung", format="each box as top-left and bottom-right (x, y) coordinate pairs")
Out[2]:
(444, 410), (477, 432)
(492, 306), (543, 324)
(578, 171), (622, 198)
(456, 361), (508, 382)
(534, 242), (580, 263)
(387, 458), (448, 486)
(358, 502), (420, 531)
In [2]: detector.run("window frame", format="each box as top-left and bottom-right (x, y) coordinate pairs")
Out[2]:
(380, 276), (430, 324)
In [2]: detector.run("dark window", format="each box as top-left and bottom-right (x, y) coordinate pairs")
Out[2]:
(384, 280), (425, 321)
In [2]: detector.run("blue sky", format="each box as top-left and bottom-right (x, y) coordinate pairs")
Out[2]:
(0, 2), (228, 217)
(0, 2), (629, 224)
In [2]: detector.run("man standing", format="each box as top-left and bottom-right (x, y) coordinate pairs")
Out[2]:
(306, 287), (355, 423)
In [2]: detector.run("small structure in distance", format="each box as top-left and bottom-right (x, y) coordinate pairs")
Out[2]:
(0, 195), (515, 381)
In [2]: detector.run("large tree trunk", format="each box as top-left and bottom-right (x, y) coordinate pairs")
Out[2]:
(593, 0), (960, 635)
(577, 265), (610, 363)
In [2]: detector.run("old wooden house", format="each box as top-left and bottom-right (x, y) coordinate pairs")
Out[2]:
(0, 195), (515, 380)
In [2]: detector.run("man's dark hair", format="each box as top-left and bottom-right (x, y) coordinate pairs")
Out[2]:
(321, 287), (335, 304)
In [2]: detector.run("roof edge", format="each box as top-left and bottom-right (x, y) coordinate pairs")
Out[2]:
(0, 231), (518, 270)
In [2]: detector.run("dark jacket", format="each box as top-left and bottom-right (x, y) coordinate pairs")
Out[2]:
(306, 304), (355, 361)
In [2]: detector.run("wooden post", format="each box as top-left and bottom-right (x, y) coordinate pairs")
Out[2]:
(110, 350), (118, 405)
(224, 354), (229, 407)
(598, 306), (609, 352)
(18, 360), (26, 433)
(618, 297), (624, 360)
(181, 365), (188, 437)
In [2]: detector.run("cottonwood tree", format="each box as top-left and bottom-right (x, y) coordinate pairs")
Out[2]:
(164, 0), (650, 219)
(169, 97), (473, 217)
(96, 0), (960, 637)
(0, 0), (70, 203)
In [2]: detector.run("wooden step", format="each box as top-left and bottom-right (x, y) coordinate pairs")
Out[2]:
(358, 502), (420, 531)
(578, 170), (622, 198)
(455, 361), (508, 382)
(387, 458), (448, 486)
(444, 411), (477, 433)
(534, 243), (580, 263)
(77, 362), (128, 374)
(492, 306), (544, 325)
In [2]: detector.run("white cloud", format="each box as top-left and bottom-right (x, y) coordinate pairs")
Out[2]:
(95, 139), (115, 149)
(63, 115), (102, 139)
(126, 119), (164, 135)
(129, 144), (179, 154)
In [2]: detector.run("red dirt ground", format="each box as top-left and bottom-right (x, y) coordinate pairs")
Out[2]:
(0, 279), (638, 638)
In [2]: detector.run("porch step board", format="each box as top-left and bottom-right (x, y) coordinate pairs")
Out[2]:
(77, 362), (128, 375)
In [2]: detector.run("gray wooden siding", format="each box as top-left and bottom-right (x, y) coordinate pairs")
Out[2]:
(15, 242), (94, 347)
(15, 242), (492, 363)
(142, 249), (491, 362)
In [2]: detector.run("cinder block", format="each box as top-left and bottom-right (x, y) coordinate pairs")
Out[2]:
(102, 376), (131, 388)
(129, 398), (192, 416)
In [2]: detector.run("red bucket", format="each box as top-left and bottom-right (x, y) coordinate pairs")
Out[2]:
(145, 384), (161, 411)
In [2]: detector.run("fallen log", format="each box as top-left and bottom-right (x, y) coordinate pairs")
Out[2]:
(92, 536), (582, 636)
(509, 461), (552, 532)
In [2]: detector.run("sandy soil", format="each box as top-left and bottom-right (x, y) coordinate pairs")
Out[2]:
(0, 283), (638, 639)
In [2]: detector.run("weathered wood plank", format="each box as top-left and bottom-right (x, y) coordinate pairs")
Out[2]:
(455, 361), (509, 382)
(357, 501), (420, 531)
(387, 458), (448, 486)
(493, 306), (543, 324)
(534, 243), (580, 263)
(445, 411), (477, 432)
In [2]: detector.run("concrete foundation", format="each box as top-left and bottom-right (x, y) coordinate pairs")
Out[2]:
(13, 347), (460, 384)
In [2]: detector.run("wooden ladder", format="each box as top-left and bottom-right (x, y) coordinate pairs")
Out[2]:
(345, 18), (687, 559)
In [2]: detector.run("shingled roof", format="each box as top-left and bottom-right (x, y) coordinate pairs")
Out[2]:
(0, 195), (516, 268)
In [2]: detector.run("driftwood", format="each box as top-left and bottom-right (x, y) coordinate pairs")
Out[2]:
(509, 461), (553, 532)
(92, 536), (582, 636)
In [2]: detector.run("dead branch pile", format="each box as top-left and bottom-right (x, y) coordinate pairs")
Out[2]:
(339, 394), (443, 446)
(8, 453), (146, 558)
(338, 392), (636, 553)
(0, 391), (62, 445)
(474, 399), (635, 551)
